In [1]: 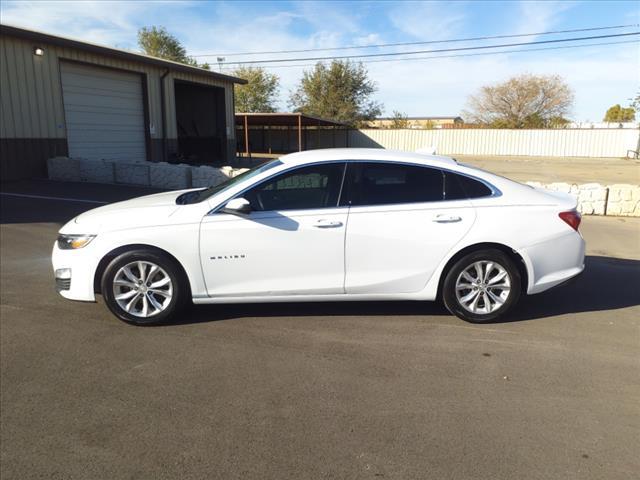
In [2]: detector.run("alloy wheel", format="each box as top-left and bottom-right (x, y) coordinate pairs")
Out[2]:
(455, 260), (511, 314)
(112, 261), (173, 318)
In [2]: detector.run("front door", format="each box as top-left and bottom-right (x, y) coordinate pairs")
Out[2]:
(200, 162), (347, 297)
(342, 162), (476, 294)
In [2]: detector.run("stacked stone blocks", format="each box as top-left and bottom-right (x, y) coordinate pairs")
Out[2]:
(46, 157), (640, 216)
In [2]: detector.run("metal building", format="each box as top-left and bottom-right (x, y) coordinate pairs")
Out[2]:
(0, 24), (246, 181)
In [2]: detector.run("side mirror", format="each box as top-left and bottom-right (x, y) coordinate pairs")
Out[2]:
(221, 197), (252, 215)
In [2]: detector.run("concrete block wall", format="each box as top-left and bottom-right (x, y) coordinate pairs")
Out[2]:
(220, 166), (249, 178)
(192, 165), (230, 188)
(47, 157), (81, 182)
(114, 161), (151, 186)
(46, 157), (640, 216)
(79, 159), (115, 183)
(47, 156), (243, 191)
(149, 163), (192, 189)
(526, 182), (640, 217)
(607, 184), (640, 217)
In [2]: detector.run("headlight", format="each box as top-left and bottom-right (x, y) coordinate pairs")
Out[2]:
(57, 234), (96, 250)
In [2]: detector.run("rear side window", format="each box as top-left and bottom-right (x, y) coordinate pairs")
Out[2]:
(347, 162), (444, 206)
(444, 172), (493, 200)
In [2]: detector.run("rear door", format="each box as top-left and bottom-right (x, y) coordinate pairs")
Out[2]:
(343, 162), (476, 294)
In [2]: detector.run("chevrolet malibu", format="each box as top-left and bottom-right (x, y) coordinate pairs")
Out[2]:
(52, 148), (585, 325)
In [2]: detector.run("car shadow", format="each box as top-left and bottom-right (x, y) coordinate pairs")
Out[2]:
(165, 255), (640, 326)
(508, 255), (640, 322)
(0, 180), (164, 225)
(177, 299), (449, 325)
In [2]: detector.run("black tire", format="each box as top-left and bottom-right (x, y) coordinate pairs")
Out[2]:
(442, 249), (521, 323)
(101, 249), (189, 325)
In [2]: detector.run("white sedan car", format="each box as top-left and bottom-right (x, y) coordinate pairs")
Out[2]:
(52, 148), (585, 325)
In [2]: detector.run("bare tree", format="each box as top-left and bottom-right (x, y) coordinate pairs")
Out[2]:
(389, 111), (409, 129)
(629, 89), (640, 112)
(464, 74), (574, 128)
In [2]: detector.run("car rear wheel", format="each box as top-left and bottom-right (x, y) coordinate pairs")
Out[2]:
(442, 249), (521, 323)
(101, 250), (188, 325)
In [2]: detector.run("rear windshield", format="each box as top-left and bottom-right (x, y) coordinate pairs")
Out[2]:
(456, 162), (521, 186)
(176, 159), (283, 205)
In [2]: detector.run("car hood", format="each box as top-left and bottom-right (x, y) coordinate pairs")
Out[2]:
(60, 189), (194, 234)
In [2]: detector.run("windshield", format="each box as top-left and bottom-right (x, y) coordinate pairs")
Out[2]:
(176, 159), (283, 205)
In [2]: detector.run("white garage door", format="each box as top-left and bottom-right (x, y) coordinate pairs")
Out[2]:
(60, 62), (146, 162)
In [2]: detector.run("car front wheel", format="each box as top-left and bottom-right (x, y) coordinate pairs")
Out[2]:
(101, 250), (188, 325)
(442, 249), (522, 323)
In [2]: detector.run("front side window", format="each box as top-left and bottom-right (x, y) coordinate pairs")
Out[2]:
(244, 163), (345, 211)
(346, 162), (444, 206)
(177, 159), (282, 205)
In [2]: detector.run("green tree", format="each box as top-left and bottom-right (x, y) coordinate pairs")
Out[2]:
(137, 26), (208, 69)
(464, 74), (574, 128)
(289, 60), (382, 126)
(604, 104), (636, 122)
(389, 111), (409, 129)
(231, 66), (280, 112)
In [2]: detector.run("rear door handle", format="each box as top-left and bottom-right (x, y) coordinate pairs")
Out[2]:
(433, 214), (462, 223)
(314, 219), (343, 228)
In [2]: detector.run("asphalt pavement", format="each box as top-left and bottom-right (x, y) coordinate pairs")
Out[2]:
(1, 180), (639, 480)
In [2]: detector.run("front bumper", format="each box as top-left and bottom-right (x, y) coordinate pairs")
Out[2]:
(52, 242), (98, 302)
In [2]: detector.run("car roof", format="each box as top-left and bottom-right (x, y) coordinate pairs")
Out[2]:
(280, 148), (458, 167)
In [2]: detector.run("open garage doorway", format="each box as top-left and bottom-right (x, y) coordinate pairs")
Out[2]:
(174, 80), (227, 165)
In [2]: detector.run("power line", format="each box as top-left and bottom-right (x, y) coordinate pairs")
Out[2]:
(219, 31), (640, 65)
(218, 39), (640, 70)
(193, 23), (638, 57)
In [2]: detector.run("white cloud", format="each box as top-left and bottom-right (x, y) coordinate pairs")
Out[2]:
(389, 1), (466, 40)
(0, 0), (148, 48)
(353, 33), (383, 46)
(292, 0), (361, 34)
(367, 41), (639, 121)
(1, 0), (637, 119)
(512, 0), (577, 36)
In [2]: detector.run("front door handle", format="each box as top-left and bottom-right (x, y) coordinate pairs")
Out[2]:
(314, 219), (343, 228)
(433, 214), (462, 223)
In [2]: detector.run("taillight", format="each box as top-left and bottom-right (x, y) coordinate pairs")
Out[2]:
(559, 210), (581, 231)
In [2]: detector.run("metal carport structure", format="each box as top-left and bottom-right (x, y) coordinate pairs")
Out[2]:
(236, 113), (347, 157)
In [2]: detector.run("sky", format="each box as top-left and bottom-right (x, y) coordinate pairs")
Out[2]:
(1, 0), (639, 121)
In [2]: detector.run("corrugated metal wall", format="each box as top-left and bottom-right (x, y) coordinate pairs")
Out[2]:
(1, 34), (237, 178)
(348, 128), (639, 158)
(1, 35), (66, 139)
(239, 127), (638, 159)
(0, 34), (236, 141)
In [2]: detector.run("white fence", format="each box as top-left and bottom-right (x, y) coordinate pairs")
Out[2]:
(347, 128), (639, 158)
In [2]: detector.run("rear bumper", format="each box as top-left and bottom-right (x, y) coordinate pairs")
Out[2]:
(548, 266), (584, 290)
(519, 230), (586, 295)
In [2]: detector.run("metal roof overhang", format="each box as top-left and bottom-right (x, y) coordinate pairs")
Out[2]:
(0, 23), (247, 84)
(235, 113), (346, 128)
